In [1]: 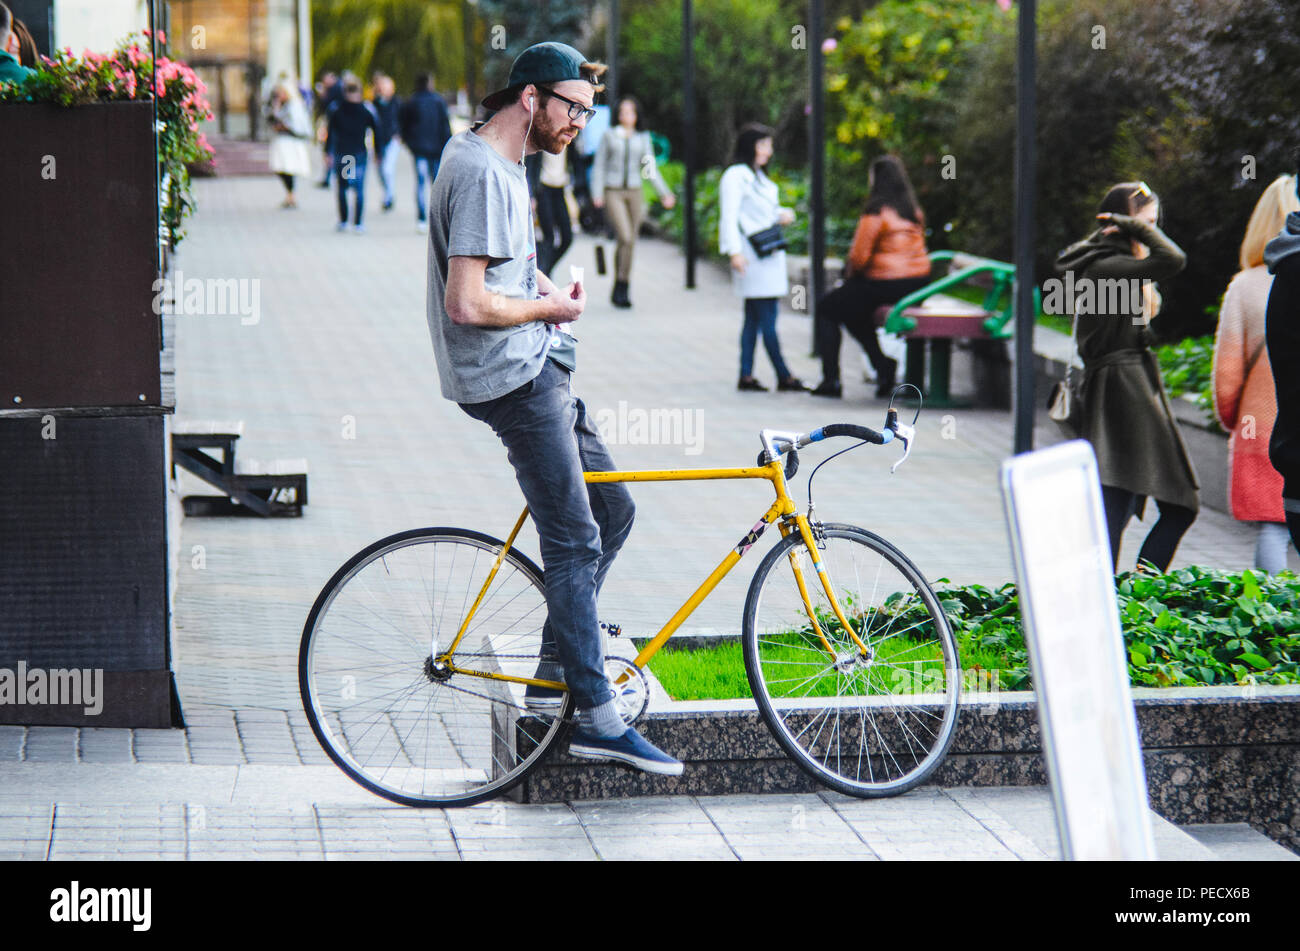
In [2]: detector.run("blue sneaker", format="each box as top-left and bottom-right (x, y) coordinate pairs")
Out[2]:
(568, 727), (684, 776)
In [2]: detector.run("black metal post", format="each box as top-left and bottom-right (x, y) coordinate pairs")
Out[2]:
(1012, 0), (1037, 454)
(606, 0), (619, 108)
(808, 0), (825, 355)
(683, 0), (696, 289)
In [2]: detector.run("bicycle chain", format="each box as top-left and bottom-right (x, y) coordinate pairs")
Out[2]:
(423, 673), (579, 723)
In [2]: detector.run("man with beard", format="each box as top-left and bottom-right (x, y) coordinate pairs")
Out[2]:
(427, 43), (682, 774)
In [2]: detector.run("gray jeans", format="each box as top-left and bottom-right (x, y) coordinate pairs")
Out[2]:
(459, 359), (634, 708)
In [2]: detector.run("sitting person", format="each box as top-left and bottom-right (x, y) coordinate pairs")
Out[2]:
(811, 155), (932, 398)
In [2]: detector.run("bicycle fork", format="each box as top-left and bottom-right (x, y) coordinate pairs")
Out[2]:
(779, 514), (872, 662)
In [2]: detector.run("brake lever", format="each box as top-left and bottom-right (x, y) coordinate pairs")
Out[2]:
(885, 409), (916, 474)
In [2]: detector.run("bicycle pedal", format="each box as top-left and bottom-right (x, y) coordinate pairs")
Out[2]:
(600, 621), (622, 637)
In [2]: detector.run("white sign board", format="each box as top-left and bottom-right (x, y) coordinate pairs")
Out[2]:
(1000, 440), (1155, 860)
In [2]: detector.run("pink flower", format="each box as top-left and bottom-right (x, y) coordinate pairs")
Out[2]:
(822, 38), (837, 53)
(157, 30), (167, 44)
(997, 0), (1012, 9)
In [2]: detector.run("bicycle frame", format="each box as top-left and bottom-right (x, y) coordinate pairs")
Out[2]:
(437, 457), (871, 691)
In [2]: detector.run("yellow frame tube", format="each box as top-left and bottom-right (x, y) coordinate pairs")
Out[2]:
(440, 507), (531, 660)
(440, 457), (866, 688)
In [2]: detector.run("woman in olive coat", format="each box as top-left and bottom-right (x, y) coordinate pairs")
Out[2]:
(1054, 182), (1197, 572)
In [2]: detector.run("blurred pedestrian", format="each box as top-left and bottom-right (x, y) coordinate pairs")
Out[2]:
(528, 144), (574, 275)
(399, 73), (453, 234)
(1213, 174), (1299, 572)
(718, 123), (806, 392)
(0, 3), (33, 84)
(810, 156), (930, 398)
(267, 79), (313, 209)
(1265, 152), (1300, 552)
(591, 96), (675, 308)
(314, 71), (342, 188)
(326, 75), (379, 233)
(1055, 181), (1196, 572)
(371, 73), (401, 212)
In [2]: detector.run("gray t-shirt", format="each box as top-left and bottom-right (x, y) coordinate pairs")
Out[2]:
(427, 129), (549, 404)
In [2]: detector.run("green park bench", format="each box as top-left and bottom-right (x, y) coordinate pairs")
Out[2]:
(878, 251), (1041, 406)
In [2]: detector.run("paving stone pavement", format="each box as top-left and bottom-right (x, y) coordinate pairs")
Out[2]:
(4, 164), (1291, 861)
(0, 777), (1236, 861)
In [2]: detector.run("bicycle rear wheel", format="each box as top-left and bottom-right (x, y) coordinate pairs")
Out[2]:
(299, 528), (568, 807)
(742, 523), (960, 797)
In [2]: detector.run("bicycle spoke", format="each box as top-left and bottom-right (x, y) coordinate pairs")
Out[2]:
(745, 525), (960, 798)
(301, 531), (564, 806)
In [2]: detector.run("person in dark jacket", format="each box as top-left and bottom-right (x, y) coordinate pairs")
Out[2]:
(398, 73), (453, 233)
(371, 72), (401, 211)
(1055, 181), (1196, 573)
(326, 76), (380, 233)
(1265, 153), (1300, 549)
(314, 71), (342, 187)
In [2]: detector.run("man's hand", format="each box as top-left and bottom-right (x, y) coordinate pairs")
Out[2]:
(545, 282), (586, 323)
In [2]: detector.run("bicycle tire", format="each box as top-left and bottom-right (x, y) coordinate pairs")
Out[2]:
(299, 527), (570, 807)
(742, 523), (960, 797)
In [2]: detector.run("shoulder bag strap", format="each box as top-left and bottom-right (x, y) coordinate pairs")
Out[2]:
(1244, 338), (1268, 385)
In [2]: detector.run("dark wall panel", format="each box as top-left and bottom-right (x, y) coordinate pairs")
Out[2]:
(0, 415), (167, 671)
(0, 101), (160, 409)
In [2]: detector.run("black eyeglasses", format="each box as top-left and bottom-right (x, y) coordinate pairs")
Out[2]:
(539, 88), (596, 123)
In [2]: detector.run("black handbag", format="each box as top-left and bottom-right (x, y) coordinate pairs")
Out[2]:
(747, 224), (787, 258)
(744, 171), (788, 258)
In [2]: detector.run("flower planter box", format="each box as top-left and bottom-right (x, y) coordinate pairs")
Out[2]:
(0, 100), (160, 410)
(0, 99), (179, 728)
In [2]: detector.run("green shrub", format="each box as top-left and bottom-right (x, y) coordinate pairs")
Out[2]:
(923, 567), (1300, 691)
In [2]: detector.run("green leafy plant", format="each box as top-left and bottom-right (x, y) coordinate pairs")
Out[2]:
(921, 567), (1300, 690)
(1, 31), (215, 248)
(649, 567), (1300, 700)
(1155, 333), (1218, 427)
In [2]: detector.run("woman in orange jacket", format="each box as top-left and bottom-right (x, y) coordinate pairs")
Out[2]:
(811, 156), (932, 398)
(1212, 174), (1299, 572)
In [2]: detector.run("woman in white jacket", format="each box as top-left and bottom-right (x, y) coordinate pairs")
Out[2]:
(267, 80), (313, 208)
(718, 124), (806, 391)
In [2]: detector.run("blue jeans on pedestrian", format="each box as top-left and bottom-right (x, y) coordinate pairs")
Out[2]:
(740, 297), (792, 380)
(377, 138), (398, 207)
(458, 359), (634, 710)
(415, 154), (441, 222)
(335, 153), (367, 226)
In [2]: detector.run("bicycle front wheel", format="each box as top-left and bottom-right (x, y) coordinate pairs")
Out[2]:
(299, 528), (568, 807)
(742, 523), (960, 798)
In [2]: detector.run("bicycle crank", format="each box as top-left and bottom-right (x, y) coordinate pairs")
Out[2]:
(604, 656), (650, 726)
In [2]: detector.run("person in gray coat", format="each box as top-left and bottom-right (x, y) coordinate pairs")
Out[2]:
(1055, 181), (1197, 572)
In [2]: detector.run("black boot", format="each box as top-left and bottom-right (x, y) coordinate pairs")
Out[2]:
(611, 280), (631, 308)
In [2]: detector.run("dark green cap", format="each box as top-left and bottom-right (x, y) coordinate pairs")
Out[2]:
(481, 42), (598, 111)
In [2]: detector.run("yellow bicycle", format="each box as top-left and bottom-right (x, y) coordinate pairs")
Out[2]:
(299, 405), (961, 806)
